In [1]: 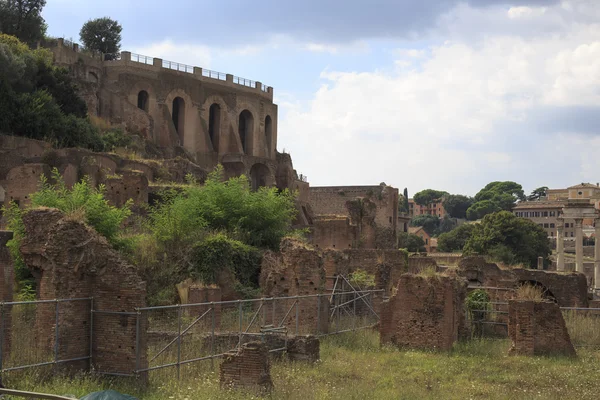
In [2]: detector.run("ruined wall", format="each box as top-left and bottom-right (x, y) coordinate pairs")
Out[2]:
(457, 256), (588, 308)
(19, 208), (147, 375)
(380, 274), (467, 351)
(508, 300), (576, 357)
(105, 170), (149, 207)
(311, 216), (357, 250)
(407, 256), (439, 274)
(187, 286), (222, 330)
(220, 341), (273, 392)
(3, 164), (51, 207)
(260, 239), (329, 334)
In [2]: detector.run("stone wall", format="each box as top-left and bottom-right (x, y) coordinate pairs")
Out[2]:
(311, 216), (357, 250)
(508, 300), (576, 357)
(380, 274), (467, 351)
(19, 208), (148, 375)
(220, 341), (273, 392)
(0, 231), (13, 356)
(457, 256), (588, 308)
(3, 164), (51, 207)
(407, 256), (439, 274)
(187, 286), (222, 330)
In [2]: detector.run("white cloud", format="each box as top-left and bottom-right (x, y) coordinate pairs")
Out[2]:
(134, 40), (212, 69)
(278, 1), (600, 195)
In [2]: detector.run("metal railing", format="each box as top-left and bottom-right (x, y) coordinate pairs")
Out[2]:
(202, 69), (227, 81)
(162, 60), (194, 74)
(131, 53), (153, 65)
(233, 76), (256, 88)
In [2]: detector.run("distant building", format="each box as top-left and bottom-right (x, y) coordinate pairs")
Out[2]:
(408, 198), (447, 218)
(408, 226), (434, 252)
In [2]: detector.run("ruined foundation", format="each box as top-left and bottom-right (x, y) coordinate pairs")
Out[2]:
(286, 335), (320, 362)
(220, 341), (273, 392)
(508, 300), (576, 357)
(380, 274), (467, 351)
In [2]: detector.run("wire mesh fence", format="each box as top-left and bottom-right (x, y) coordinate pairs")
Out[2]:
(0, 298), (92, 385)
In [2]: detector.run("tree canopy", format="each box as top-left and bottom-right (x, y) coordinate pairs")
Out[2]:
(79, 17), (122, 59)
(409, 214), (440, 236)
(437, 223), (476, 252)
(413, 189), (448, 206)
(0, 0), (47, 45)
(443, 194), (474, 219)
(466, 181), (525, 220)
(528, 186), (549, 201)
(0, 34), (105, 150)
(398, 232), (426, 252)
(463, 211), (550, 267)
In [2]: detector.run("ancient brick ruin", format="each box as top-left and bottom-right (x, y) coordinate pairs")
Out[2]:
(286, 335), (320, 362)
(220, 341), (273, 392)
(187, 285), (222, 330)
(380, 274), (468, 351)
(260, 239), (329, 334)
(508, 300), (576, 357)
(18, 208), (148, 375)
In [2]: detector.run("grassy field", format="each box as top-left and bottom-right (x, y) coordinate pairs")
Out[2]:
(6, 330), (600, 400)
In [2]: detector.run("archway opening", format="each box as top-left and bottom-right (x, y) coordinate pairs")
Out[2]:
(249, 163), (270, 191)
(137, 90), (149, 112)
(172, 97), (185, 145)
(238, 110), (253, 154)
(518, 280), (557, 303)
(265, 115), (273, 155)
(208, 103), (221, 151)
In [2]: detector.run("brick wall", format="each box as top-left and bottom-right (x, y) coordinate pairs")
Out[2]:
(508, 300), (576, 357)
(19, 208), (148, 376)
(380, 274), (467, 351)
(220, 341), (273, 392)
(260, 239), (329, 334)
(105, 170), (149, 208)
(311, 216), (357, 250)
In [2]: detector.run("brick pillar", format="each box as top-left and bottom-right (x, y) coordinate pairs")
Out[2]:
(0, 231), (14, 360)
(537, 257), (543, 270)
(557, 221), (565, 272)
(595, 220), (600, 291)
(575, 218), (584, 273)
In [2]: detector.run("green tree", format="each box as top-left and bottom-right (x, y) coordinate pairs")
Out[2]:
(528, 186), (549, 201)
(463, 211), (550, 268)
(443, 194), (473, 219)
(0, 34), (103, 150)
(437, 223), (476, 252)
(398, 193), (408, 213)
(409, 214), (440, 236)
(437, 215), (457, 235)
(398, 232), (426, 252)
(0, 0), (47, 44)
(413, 189), (448, 206)
(79, 17), (122, 59)
(466, 181), (525, 220)
(403, 188), (409, 212)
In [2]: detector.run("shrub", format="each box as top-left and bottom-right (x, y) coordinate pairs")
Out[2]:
(349, 269), (376, 288)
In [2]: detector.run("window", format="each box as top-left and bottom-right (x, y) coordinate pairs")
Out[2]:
(425, 238), (428, 244)
(550, 223), (555, 228)
(172, 97), (185, 145)
(550, 211), (556, 216)
(265, 115), (273, 155)
(544, 223), (549, 228)
(543, 211), (548, 217)
(208, 103), (221, 150)
(238, 110), (254, 154)
(550, 231), (555, 237)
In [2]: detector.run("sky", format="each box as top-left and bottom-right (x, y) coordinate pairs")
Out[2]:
(42, 0), (600, 196)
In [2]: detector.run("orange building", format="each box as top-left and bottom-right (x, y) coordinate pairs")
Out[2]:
(408, 226), (435, 252)
(408, 198), (447, 218)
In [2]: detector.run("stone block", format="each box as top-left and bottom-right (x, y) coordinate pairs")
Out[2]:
(286, 335), (320, 362)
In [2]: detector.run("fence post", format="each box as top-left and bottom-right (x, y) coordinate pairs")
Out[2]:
(0, 303), (4, 374)
(317, 294), (321, 335)
(135, 309), (141, 376)
(238, 300), (242, 348)
(211, 303), (215, 370)
(89, 298), (94, 371)
(295, 299), (299, 335)
(177, 305), (181, 380)
(54, 300), (59, 367)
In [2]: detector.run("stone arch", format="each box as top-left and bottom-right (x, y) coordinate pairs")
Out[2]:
(238, 110), (254, 155)
(165, 89), (196, 151)
(137, 90), (149, 112)
(172, 97), (186, 145)
(518, 280), (557, 303)
(208, 103), (221, 151)
(88, 71), (99, 83)
(265, 115), (273, 156)
(249, 163), (270, 191)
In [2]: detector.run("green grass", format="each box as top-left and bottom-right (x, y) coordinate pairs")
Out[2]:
(6, 330), (600, 400)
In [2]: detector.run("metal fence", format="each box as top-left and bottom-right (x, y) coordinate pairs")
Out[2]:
(131, 53), (153, 65)
(0, 298), (92, 381)
(140, 289), (382, 381)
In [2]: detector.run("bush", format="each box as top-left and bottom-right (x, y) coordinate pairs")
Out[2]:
(189, 233), (262, 287)
(437, 223), (476, 252)
(398, 232), (426, 252)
